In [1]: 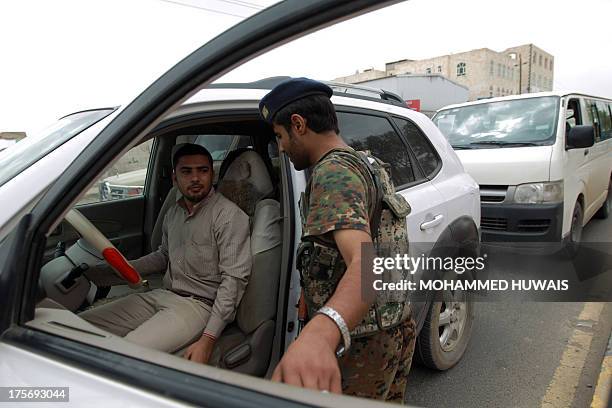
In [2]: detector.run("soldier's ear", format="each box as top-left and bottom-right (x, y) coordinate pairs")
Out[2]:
(291, 114), (307, 135)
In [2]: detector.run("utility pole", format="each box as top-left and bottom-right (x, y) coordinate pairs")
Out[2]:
(519, 53), (523, 94)
(511, 52), (526, 94)
(513, 53), (527, 94)
(527, 44), (533, 93)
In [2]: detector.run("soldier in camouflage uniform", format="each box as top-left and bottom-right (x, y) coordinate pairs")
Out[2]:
(260, 78), (415, 403)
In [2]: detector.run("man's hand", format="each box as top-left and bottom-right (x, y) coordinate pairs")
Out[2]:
(271, 314), (342, 393)
(184, 335), (215, 364)
(83, 262), (125, 287)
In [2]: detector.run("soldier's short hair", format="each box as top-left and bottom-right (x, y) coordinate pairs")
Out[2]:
(274, 94), (340, 135)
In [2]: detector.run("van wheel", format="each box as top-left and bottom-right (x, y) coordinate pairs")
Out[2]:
(595, 179), (611, 219)
(417, 289), (474, 370)
(564, 202), (583, 257)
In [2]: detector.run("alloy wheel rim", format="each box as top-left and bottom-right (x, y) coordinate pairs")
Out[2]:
(438, 290), (468, 352)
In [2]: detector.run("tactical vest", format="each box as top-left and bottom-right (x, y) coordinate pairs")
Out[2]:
(297, 148), (412, 337)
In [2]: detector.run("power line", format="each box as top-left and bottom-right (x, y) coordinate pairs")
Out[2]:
(214, 0), (264, 10)
(158, 0), (248, 18)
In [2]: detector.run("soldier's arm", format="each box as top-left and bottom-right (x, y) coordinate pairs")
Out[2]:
(306, 228), (373, 348)
(271, 228), (373, 393)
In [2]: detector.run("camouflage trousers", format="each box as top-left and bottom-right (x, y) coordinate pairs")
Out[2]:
(340, 315), (416, 403)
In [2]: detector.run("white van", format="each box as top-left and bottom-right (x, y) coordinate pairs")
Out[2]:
(433, 92), (612, 251)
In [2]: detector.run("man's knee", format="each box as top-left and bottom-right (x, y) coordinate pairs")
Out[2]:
(78, 293), (154, 337)
(124, 301), (209, 352)
(79, 307), (130, 337)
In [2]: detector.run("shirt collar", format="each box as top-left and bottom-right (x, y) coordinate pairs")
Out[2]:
(176, 187), (215, 216)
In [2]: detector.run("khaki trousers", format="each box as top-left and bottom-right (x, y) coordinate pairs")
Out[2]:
(79, 288), (211, 353)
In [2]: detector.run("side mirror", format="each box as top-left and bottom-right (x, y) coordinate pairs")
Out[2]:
(566, 125), (595, 149)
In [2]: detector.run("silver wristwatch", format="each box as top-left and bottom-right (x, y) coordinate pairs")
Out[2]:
(317, 306), (350, 357)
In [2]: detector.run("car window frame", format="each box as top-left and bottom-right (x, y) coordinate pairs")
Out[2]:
(390, 114), (443, 181)
(334, 105), (427, 191)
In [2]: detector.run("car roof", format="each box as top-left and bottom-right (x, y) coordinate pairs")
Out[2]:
(205, 76), (406, 106)
(437, 91), (612, 112)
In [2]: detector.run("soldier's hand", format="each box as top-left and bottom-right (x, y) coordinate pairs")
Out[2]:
(271, 314), (342, 394)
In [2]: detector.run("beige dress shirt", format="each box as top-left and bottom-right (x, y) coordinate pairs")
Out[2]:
(131, 188), (251, 338)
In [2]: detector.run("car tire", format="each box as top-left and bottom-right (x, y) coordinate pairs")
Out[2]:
(595, 179), (611, 219)
(416, 289), (474, 371)
(563, 201), (583, 258)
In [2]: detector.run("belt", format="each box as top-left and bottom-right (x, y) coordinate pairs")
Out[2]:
(171, 291), (214, 307)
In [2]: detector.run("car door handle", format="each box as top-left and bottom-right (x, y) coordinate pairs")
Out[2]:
(420, 214), (444, 230)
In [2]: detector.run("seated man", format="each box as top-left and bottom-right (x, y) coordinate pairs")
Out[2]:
(80, 143), (251, 364)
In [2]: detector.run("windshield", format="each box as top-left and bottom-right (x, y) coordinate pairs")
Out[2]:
(433, 96), (560, 148)
(0, 109), (115, 188)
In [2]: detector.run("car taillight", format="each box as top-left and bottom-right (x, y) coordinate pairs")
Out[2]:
(127, 187), (143, 196)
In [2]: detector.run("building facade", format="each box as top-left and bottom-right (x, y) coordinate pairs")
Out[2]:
(504, 44), (554, 94)
(334, 44), (554, 101)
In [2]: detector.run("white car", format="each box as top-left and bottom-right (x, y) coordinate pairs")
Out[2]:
(0, 1), (480, 406)
(433, 92), (612, 254)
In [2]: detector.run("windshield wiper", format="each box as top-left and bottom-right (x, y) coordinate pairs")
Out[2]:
(451, 145), (475, 150)
(469, 141), (541, 147)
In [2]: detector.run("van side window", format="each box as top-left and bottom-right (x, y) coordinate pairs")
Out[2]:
(596, 101), (612, 141)
(566, 99), (582, 129)
(336, 112), (416, 187)
(584, 99), (601, 141)
(565, 99), (582, 145)
(393, 117), (441, 179)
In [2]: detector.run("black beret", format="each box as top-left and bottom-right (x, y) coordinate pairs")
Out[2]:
(259, 77), (333, 124)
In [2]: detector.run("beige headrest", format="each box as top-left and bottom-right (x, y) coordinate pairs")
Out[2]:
(217, 151), (274, 216)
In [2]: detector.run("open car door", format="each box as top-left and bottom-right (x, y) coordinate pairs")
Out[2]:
(0, 1), (402, 407)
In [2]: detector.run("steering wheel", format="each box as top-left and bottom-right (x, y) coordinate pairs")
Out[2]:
(64, 209), (144, 288)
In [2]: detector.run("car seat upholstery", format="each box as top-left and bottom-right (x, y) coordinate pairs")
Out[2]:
(217, 149), (274, 215)
(154, 148), (281, 376)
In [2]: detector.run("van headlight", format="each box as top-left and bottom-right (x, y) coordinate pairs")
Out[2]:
(513, 181), (563, 204)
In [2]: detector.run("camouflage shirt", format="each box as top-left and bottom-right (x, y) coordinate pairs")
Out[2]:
(302, 148), (375, 245)
(299, 148), (381, 334)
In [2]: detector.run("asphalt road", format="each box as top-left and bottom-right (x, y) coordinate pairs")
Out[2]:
(405, 214), (612, 408)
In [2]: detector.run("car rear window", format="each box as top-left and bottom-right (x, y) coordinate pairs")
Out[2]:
(0, 109), (115, 188)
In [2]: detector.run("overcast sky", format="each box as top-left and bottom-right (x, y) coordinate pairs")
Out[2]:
(2, 0), (611, 136)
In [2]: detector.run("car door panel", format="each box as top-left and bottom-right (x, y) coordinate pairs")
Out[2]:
(400, 180), (448, 325)
(44, 197), (146, 263)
